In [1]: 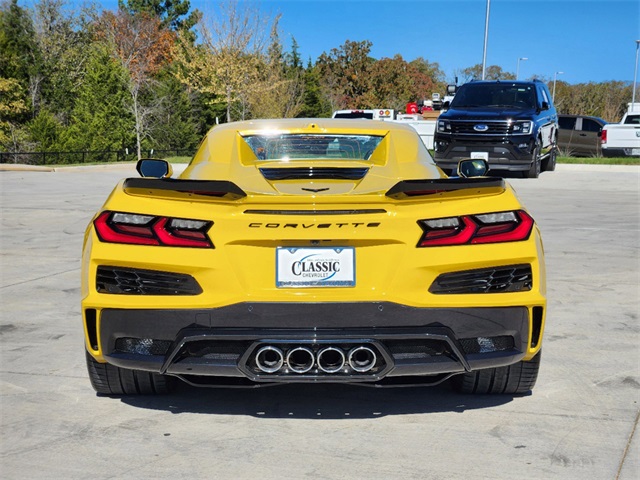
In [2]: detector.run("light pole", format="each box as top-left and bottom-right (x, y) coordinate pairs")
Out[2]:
(632, 40), (640, 110)
(553, 71), (564, 101)
(481, 0), (491, 80)
(516, 57), (528, 80)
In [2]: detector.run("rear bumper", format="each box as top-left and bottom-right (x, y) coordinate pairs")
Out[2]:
(602, 147), (640, 158)
(93, 302), (536, 385)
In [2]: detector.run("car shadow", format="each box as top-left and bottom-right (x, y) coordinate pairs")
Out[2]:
(118, 380), (520, 419)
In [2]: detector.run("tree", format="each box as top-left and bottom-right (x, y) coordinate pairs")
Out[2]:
(60, 44), (134, 161)
(248, 15), (305, 119)
(174, 0), (273, 122)
(316, 40), (375, 109)
(0, 76), (28, 151)
(457, 64), (515, 83)
(99, 9), (175, 159)
(32, 0), (95, 123)
(118, 0), (200, 31)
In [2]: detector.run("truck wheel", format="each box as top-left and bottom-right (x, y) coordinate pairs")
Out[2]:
(85, 350), (174, 395)
(542, 146), (557, 172)
(525, 140), (541, 178)
(452, 350), (541, 395)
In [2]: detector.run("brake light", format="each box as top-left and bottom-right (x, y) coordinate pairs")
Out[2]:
(600, 129), (607, 144)
(418, 210), (534, 247)
(94, 211), (213, 248)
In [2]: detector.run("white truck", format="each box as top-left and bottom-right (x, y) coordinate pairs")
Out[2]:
(601, 103), (640, 157)
(331, 109), (437, 150)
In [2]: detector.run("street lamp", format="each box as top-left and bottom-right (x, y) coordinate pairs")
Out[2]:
(481, 0), (491, 80)
(632, 40), (640, 110)
(516, 57), (528, 80)
(553, 71), (564, 101)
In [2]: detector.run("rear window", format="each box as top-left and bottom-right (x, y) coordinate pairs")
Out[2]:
(243, 134), (383, 161)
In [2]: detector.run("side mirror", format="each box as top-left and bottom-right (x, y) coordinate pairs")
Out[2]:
(442, 101), (451, 111)
(136, 158), (173, 178)
(541, 101), (550, 111)
(457, 158), (489, 178)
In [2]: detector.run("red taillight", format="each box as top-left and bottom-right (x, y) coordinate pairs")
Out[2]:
(418, 210), (534, 247)
(94, 211), (213, 248)
(600, 129), (607, 144)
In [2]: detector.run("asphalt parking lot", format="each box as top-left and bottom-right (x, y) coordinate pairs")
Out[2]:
(0, 163), (638, 479)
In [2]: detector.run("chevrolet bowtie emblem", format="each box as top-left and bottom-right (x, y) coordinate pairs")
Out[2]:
(302, 187), (330, 193)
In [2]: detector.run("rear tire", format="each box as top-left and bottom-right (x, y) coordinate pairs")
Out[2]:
(85, 350), (174, 395)
(452, 350), (541, 395)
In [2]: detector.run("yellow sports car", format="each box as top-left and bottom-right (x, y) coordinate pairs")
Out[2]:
(82, 119), (546, 395)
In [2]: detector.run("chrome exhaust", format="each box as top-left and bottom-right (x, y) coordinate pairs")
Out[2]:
(348, 346), (377, 373)
(317, 347), (345, 373)
(286, 347), (315, 374)
(255, 346), (284, 373)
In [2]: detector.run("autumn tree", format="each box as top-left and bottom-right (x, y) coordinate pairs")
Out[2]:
(0, 77), (28, 152)
(316, 40), (375, 109)
(99, 9), (175, 159)
(174, 1), (273, 122)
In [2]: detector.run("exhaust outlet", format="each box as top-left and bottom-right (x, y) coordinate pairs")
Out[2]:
(348, 346), (377, 373)
(286, 347), (315, 374)
(317, 347), (345, 373)
(255, 346), (284, 373)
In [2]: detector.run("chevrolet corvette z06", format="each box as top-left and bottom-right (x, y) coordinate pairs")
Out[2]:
(82, 118), (546, 395)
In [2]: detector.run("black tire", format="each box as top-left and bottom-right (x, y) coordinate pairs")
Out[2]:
(452, 350), (541, 395)
(525, 140), (541, 178)
(85, 350), (174, 395)
(542, 145), (557, 172)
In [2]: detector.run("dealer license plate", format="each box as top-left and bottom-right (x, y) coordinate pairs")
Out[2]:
(276, 247), (355, 288)
(471, 152), (489, 160)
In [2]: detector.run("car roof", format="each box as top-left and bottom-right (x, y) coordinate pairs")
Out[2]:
(558, 114), (607, 123)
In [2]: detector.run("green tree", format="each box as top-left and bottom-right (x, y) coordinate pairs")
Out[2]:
(60, 44), (134, 161)
(0, 76), (28, 150)
(298, 60), (330, 118)
(118, 0), (200, 31)
(457, 64), (515, 83)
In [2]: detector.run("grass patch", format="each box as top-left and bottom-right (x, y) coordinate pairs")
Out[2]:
(165, 156), (192, 164)
(557, 156), (639, 165)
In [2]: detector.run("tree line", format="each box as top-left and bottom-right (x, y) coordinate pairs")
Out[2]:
(0, 0), (634, 163)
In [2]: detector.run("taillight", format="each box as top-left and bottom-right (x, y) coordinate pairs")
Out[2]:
(94, 211), (213, 248)
(418, 210), (534, 247)
(600, 129), (607, 144)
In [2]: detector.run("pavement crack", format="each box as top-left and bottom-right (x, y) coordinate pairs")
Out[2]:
(616, 409), (640, 479)
(0, 268), (79, 289)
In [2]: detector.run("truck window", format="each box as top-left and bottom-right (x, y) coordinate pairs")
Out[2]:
(558, 117), (576, 130)
(623, 115), (640, 125)
(581, 119), (602, 132)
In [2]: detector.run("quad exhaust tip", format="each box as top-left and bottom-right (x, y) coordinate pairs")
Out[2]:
(254, 344), (377, 374)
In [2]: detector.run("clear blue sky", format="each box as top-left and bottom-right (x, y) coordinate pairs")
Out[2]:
(26, 0), (640, 85)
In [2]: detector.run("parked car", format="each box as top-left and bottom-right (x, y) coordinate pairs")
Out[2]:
(82, 118), (546, 396)
(434, 80), (558, 178)
(601, 104), (640, 157)
(557, 114), (607, 157)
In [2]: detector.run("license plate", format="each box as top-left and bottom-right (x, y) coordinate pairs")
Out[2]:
(631, 148), (640, 155)
(276, 247), (355, 287)
(471, 151), (489, 160)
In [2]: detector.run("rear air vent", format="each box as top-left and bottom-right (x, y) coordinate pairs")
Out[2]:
(429, 264), (532, 294)
(259, 167), (368, 180)
(97, 266), (202, 295)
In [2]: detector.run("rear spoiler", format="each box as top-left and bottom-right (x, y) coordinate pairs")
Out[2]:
(385, 177), (505, 199)
(123, 178), (247, 200)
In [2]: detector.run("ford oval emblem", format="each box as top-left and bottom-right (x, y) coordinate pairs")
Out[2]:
(474, 124), (489, 132)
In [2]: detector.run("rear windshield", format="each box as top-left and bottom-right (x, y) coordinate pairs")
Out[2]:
(451, 83), (537, 109)
(243, 134), (383, 160)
